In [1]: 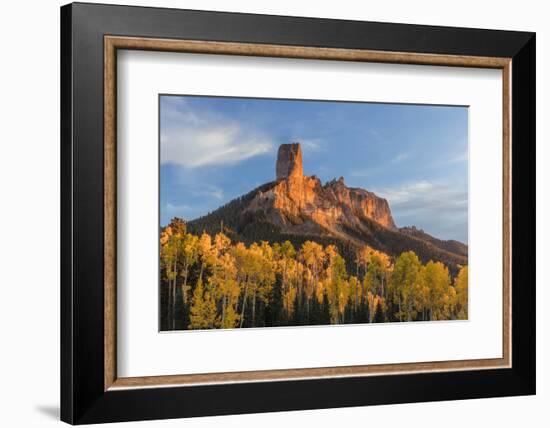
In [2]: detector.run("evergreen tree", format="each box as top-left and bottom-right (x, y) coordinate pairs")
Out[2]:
(355, 300), (369, 324)
(373, 301), (385, 323)
(320, 293), (331, 325)
(291, 292), (302, 326)
(309, 294), (322, 325)
(265, 278), (284, 326)
(291, 290), (308, 325)
(344, 301), (354, 324)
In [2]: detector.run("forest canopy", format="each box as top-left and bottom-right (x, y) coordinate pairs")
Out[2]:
(160, 218), (468, 331)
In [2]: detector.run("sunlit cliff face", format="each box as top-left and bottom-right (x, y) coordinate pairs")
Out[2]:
(247, 143), (396, 241)
(276, 143), (303, 182)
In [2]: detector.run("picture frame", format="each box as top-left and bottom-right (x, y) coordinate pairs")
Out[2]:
(60, 2), (535, 424)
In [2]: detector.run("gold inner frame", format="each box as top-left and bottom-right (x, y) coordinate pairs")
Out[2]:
(104, 35), (512, 391)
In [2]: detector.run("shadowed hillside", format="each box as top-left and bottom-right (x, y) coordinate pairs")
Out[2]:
(187, 144), (467, 275)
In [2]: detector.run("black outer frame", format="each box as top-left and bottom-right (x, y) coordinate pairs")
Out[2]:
(60, 2), (535, 424)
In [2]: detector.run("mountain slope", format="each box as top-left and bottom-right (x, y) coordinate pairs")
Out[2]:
(187, 143), (467, 273)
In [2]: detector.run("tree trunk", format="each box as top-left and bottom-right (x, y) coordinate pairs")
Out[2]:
(220, 295), (225, 325)
(252, 292), (256, 325)
(398, 296), (402, 322)
(167, 275), (172, 330)
(181, 261), (189, 305)
(165, 263), (171, 330)
(199, 261), (204, 284)
(239, 280), (248, 328)
(371, 304), (375, 323)
(172, 257), (177, 330)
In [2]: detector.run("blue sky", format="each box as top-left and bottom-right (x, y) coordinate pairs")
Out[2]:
(160, 95), (468, 243)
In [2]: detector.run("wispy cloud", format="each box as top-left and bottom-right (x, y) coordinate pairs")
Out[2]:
(371, 180), (468, 242)
(350, 151), (412, 178)
(373, 180), (467, 215)
(350, 169), (376, 179)
(164, 202), (193, 216)
(295, 138), (325, 153)
(190, 184), (224, 200)
(447, 150), (468, 164)
(368, 129), (381, 139)
(160, 97), (274, 168)
(351, 147), (467, 179)
(391, 151), (412, 163)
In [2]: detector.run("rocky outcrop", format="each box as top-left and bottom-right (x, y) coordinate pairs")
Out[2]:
(188, 142), (467, 272)
(276, 143), (303, 181)
(247, 143), (396, 242)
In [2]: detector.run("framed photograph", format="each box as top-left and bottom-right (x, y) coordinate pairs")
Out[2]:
(61, 2), (535, 424)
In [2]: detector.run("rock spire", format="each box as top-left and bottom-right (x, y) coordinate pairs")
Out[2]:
(276, 143), (303, 181)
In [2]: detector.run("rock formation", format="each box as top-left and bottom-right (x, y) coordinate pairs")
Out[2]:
(247, 143), (396, 242)
(188, 142), (467, 273)
(276, 143), (303, 181)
